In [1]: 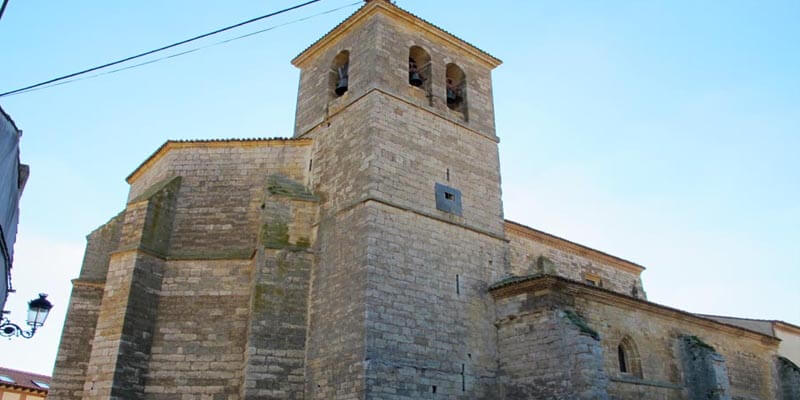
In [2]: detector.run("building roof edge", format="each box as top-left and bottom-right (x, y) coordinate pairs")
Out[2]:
(292, 0), (501, 68)
(489, 274), (780, 343)
(504, 219), (646, 274)
(125, 137), (312, 184)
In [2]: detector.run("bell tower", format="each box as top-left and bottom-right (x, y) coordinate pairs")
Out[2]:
(292, 1), (506, 398)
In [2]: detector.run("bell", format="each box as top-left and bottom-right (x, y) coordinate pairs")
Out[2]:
(335, 76), (348, 96)
(409, 71), (423, 87)
(447, 88), (458, 105)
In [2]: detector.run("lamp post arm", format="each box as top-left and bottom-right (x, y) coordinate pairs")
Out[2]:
(0, 318), (36, 338)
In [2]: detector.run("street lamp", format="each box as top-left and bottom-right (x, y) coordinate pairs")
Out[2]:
(0, 294), (53, 339)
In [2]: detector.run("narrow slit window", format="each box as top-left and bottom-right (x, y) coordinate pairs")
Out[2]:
(461, 363), (466, 391)
(618, 345), (628, 373)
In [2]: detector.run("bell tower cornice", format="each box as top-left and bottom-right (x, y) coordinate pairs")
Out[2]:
(291, 1), (502, 69)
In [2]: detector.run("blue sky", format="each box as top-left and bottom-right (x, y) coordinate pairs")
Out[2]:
(0, 0), (798, 375)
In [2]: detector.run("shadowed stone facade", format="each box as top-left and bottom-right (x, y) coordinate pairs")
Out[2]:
(49, 1), (795, 399)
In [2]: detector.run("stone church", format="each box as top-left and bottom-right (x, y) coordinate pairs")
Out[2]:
(49, 1), (800, 399)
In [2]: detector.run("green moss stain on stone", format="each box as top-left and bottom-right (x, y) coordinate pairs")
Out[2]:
(266, 174), (317, 201)
(780, 356), (800, 373)
(261, 222), (289, 249)
(253, 283), (286, 313)
(683, 335), (716, 352)
(536, 255), (556, 274)
(167, 248), (254, 260)
(138, 176), (181, 255)
(129, 176), (182, 204)
(295, 236), (310, 248)
(563, 309), (600, 340)
(276, 253), (290, 277)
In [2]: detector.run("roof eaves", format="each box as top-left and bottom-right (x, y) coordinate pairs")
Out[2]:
(489, 274), (780, 342)
(292, 0), (501, 68)
(505, 219), (646, 272)
(125, 137), (311, 183)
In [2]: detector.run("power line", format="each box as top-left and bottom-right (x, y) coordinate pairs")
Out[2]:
(7, 1), (361, 97)
(0, 0), (325, 98)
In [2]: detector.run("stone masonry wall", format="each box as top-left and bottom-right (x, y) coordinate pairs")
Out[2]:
(143, 259), (252, 400)
(48, 285), (105, 400)
(297, 6), (505, 397)
(364, 201), (506, 399)
(679, 335), (731, 400)
(49, 215), (122, 400)
(293, 15), (379, 137)
(240, 174), (317, 399)
(243, 249), (312, 399)
(51, 140), (316, 400)
(507, 227), (645, 299)
(77, 214), (124, 282)
(80, 174), (178, 400)
(778, 356), (800, 400)
(127, 141), (311, 260)
(494, 290), (609, 400)
(573, 291), (779, 400)
(370, 12), (498, 139)
(304, 205), (368, 399)
(301, 73), (374, 398)
(368, 91), (504, 237)
(293, 6), (498, 141)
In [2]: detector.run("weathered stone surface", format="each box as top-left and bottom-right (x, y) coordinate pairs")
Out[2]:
(495, 292), (609, 400)
(680, 335), (731, 400)
(49, 2), (790, 400)
(778, 356), (800, 400)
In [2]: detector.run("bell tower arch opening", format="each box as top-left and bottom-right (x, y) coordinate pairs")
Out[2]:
(408, 45), (431, 93)
(446, 63), (467, 119)
(330, 50), (350, 98)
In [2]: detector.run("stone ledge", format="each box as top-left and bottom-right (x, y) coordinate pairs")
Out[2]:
(297, 88), (500, 143)
(489, 274), (781, 344)
(71, 279), (106, 289)
(333, 196), (507, 243)
(610, 376), (683, 390)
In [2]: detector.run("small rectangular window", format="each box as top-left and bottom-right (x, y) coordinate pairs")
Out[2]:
(434, 183), (462, 216)
(584, 273), (602, 287)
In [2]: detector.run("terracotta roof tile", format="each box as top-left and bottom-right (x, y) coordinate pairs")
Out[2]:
(0, 367), (50, 392)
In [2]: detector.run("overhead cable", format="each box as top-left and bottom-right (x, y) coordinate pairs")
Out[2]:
(0, 0), (327, 98)
(5, 1), (361, 97)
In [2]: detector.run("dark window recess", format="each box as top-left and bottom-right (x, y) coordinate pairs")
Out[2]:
(432, 385), (437, 394)
(456, 274), (460, 295)
(435, 183), (462, 216)
(618, 345), (628, 373)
